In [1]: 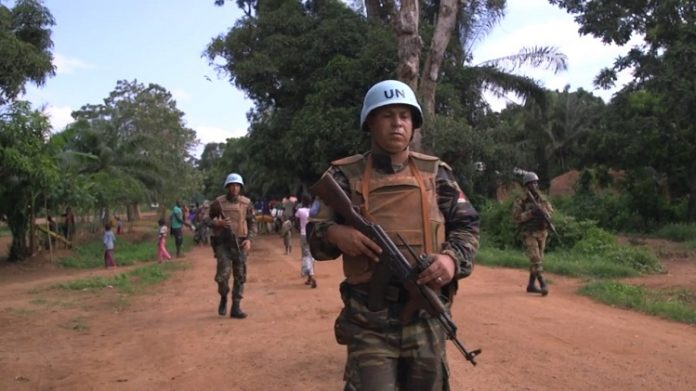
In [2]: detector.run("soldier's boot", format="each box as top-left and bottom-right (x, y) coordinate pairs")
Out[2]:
(537, 273), (549, 296)
(526, 272), (542, 294)
(309, 276), (317, 289)
(231, 299), (247, 319)
(218, 295), (227, 316)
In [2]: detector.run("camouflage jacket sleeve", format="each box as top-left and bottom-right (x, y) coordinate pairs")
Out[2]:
(307, 167), (347, 261)
(436, 163), (480, 279)
(246, 202), (257, 240)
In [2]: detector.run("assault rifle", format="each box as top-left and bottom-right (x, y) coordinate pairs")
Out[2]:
(527, 190), (560, 241)
(211, 206), (241, 253)
(310, 173), (482, 366)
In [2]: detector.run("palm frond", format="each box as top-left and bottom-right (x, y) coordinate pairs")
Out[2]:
(477, 46), (568, 74)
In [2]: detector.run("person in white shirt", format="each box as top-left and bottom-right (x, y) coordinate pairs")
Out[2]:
(295, 194), (317, 288)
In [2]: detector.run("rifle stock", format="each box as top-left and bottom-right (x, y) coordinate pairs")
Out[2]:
(310, 173), (481, 366)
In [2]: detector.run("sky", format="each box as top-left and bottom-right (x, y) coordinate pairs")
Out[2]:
(22, 0), (640, 156)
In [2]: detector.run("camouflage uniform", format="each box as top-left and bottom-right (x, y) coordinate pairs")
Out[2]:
(512, 192), (554, 275)
(207, 194), (257, 313)
(309, 151), (480, 390)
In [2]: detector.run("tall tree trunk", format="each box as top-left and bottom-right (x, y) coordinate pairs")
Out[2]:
(7, 202), (29, 262)
(127, 202), (141, 221)
(394, 0), (421, 90)
(420, 0), (461, 117)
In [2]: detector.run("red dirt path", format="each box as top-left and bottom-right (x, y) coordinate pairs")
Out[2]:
(1, 232), (695, 390)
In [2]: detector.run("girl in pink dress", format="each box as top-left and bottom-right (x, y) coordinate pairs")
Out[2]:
(157, 218), (172, 263)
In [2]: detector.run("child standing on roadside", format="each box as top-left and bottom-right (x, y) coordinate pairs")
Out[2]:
(103, 222), (117, 268)
(157, 218), (172, 264)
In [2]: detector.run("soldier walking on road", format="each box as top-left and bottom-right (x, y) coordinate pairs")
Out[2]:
(512, 172), (554, 296)
(308, 80), (480, 389)
(207, 173), (257, 319)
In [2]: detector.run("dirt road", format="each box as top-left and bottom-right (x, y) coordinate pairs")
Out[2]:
(1, 234), (695, 390)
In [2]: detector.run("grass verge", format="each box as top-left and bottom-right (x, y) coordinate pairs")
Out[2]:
(653, 223), (696, 242)
(56, 262), (188, 294)
(578, 280), (696, 325)
(477, 239), (696, 325)
(476, 246), (646, 279)
(59, 232), (192, 269)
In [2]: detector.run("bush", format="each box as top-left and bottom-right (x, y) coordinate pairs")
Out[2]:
(553, 167), (688, 233)
(479, 195), (607, 251)
(571, 227), (662, 273)
(478, 198), (519, 250)
(653, 223), (696, 242)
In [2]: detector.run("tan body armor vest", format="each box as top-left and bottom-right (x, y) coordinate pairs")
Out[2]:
(333, 152), (446, 284)
(213, 195), (250, 238)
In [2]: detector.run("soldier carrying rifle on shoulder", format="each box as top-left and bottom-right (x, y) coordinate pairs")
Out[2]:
(512, 171), (555, 296)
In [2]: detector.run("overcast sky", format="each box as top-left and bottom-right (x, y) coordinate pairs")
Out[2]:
(22, 0), (639, 156)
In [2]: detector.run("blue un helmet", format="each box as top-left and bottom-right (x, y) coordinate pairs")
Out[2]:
(522, 172), (539, 186)
(223, 173), (244, 188)
(360, 80), (423, 131)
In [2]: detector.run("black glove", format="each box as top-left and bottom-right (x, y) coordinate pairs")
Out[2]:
(531, 207), (545, 218)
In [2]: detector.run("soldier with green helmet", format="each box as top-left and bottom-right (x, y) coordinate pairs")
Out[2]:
(207, 172), (257, 319)
(512, 171), (554, 296)
(308, 80), (480, 389)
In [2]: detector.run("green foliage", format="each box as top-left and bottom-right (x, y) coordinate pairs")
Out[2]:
(477, 241), (650, 279)
(56, 80), (200, 211)
(205, 0), (397, 195)
(478, 194), (662, 277)
(550, 0), (696, 221)
(579, 281), (696, 325)
(0, 100), (58, 260)
(0, 222), (9, 236)
(653, 223), (696, 242)
(478, 194), (603, 251)
(56, 262), (186, 294)
(553, 167), (684, 232)
(475, 247), (528, 269)
(478, 198), (519, 249)
(59, 232), (191, 269)
(571, 228), (662, 274)
(0, 0), (56, 104)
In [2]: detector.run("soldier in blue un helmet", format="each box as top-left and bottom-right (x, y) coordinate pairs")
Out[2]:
(308, 80), (480, 389)
(206, 173), (257, 319)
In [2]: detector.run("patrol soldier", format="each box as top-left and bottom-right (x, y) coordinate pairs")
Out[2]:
(208, 173), (257, 319)
(512, 172), (553, 296)
(308, 80), (480, 390)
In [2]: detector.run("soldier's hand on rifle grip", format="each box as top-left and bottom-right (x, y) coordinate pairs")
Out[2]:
(417, 253), (456, 289)
(214, 217), (232, 229)
(326, 224), (382, 262)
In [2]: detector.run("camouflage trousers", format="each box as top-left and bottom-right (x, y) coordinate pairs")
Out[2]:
(521, 230), (548, 274)
(336, 282), (450, 391)
(213, 241), (247, 300)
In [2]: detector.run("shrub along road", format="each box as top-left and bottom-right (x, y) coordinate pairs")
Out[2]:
(0, 234), (695, 390)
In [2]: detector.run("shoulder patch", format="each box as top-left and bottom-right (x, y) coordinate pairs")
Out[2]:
(409, 151), (439, 161)
(331, 154), (365, 166)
